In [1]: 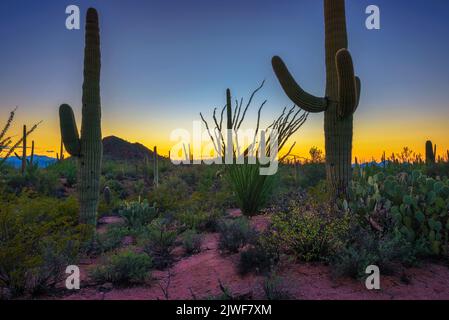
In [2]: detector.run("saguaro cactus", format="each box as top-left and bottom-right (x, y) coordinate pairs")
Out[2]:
(425, 140), (436, 164)
(153, 146), (159, 188)
(14, 125), (27, 174)
(271, 0), (361, 198)
(59, 8), (103, 226)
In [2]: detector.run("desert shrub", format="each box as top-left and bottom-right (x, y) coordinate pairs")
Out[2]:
(0, 196), (83, 297)
(47, 159), (77, 187)
(119, 199), (158, 230)
(180, 170), (199, 186)
(148, 176), (190, 211)
(176, 207), (223, 232)
(103, 179), (125, 197)
(238, 232), (280, 275)
(227, 164), (275, 216)
(349, 170), (449, 256)
(4, 169), (59, 196)
(181, 229), (203, 255)
(263, 273), (292, 300)
(297, 163), (326, 189)
(271, 201), (350, 262)
(142, 220), (177, 269)
(97, 226), (130, 253)
(331, 226), (416, 279)
(91, 250), (152, 285)
(218, 218), (256, 253)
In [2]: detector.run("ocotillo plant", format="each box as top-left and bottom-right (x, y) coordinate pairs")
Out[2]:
(200, 82), (308, 216)
(59, 8), (103, 226)
(153, 146), (159, 188)
(0, 108), (41, 168)
(425, 140), (436, 164)
(271, 0), (361, 199)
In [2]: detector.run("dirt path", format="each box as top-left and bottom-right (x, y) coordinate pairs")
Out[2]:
(49, 213), (449, 300)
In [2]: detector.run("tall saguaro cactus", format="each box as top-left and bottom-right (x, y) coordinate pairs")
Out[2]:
(59, 8), (103, 226)
(271, 0), (361, 198)
(14, 125), (27, 175)
(425, 140), (436, 164)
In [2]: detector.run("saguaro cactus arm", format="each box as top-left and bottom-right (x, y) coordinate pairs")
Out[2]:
(59, 104), (81, 156)
(336, 49), (359, 117)
(271, 56), (328, 113)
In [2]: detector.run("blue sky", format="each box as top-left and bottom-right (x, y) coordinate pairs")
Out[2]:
(0, 0), (448, 158)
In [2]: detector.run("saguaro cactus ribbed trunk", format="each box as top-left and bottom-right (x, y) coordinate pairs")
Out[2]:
(425, 140), (436, 164)
(271, 0), (360, 198)
(16, 125), (27, 174)
(59, 8), (102, 226)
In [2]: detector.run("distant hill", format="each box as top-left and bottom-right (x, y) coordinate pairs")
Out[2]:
(102, 135), (158, 161)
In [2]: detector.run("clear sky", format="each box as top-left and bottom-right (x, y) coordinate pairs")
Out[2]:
(1, 0), (448, 161)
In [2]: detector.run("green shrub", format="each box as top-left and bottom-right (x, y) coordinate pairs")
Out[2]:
(227, 164), (275, 216)
(142, 220), (177, 269)
(176, 207), (223, 232)
(238, 233), (280, 275)
(271, 201), (350, 262)
(97, 226), (130, 253)
(148, 176), (190, 211)
(263, 273), (291, 300)
(4, 169), (59, 196)
(0, 196), (83, 297)
(47, 159), (77, 187)
(331, 226), (416, 279)
(91, 250), (152, 285)
(297, 163), (326, 188)
(181, 229), (203, 255)
(218, 218), (256, 253)
(119, 199), (158, 230)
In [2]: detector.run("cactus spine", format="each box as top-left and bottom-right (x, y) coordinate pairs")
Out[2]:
(425, 140), (436, 164)
(271, 0), (360, 198)
(59, 8), (102, 226)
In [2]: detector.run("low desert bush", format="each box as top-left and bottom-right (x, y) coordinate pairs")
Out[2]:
(119, 199), (158, 230)
(97, 226), (130, 253)
(142, 220), (177, 269)
(181, 229), (203, 255)
(238, 232), (280, 275)
(218, 218), (256, 253)
(91, 250), (152, 285)
(0, 195), (84, 297)
(271, 200), (350, 262)
(263, 273), (292, 300)
(148, 176), (190, 211)
(331, 226), (417, 279)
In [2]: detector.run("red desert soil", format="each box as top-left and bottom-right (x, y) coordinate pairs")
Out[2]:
(48, 211), (449, 300)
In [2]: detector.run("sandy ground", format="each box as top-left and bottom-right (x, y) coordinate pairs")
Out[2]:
(43, 212), (449, 300)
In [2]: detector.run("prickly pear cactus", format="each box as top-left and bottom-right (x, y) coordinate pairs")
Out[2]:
(59, 8), (102, 226)
(272, 0), (361, 198)
(351, 170), (449, 256)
